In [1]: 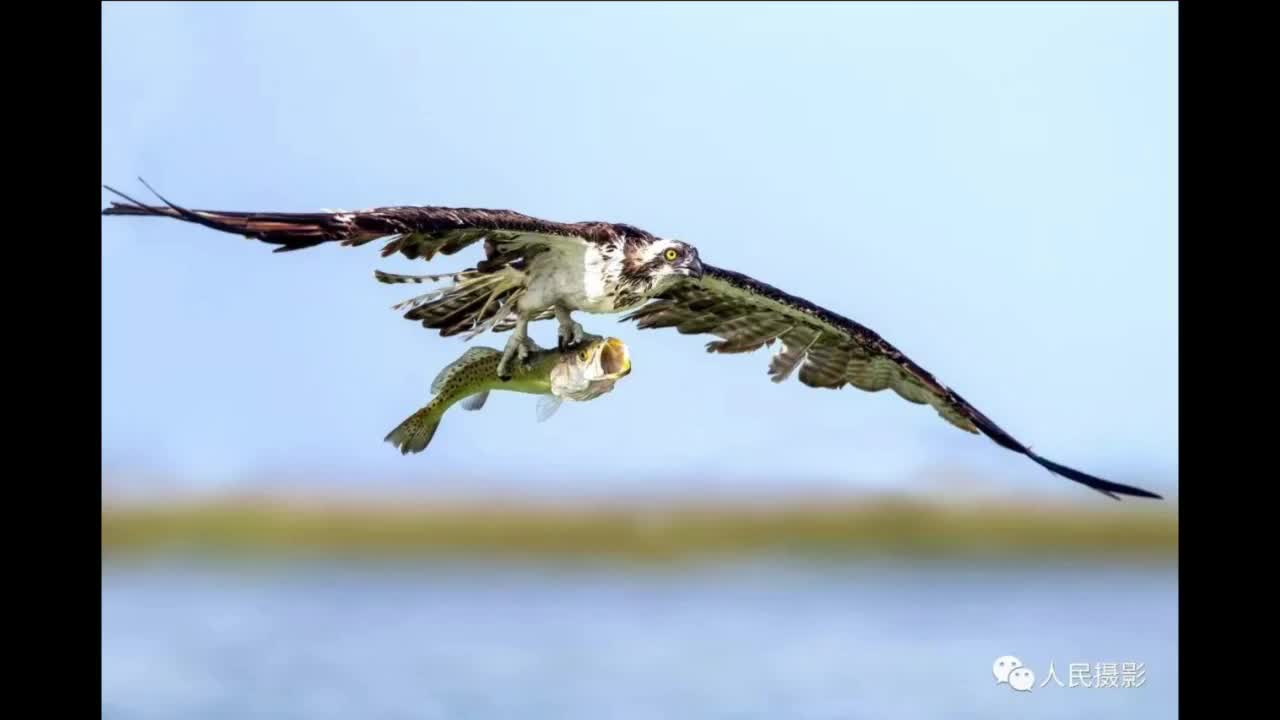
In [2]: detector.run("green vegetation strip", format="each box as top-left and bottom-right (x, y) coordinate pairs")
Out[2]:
(102, 499), (1177, 562)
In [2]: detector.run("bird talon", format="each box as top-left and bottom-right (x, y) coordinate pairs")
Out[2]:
(497, 333), (538, 379)
(558, 320), (587, 350)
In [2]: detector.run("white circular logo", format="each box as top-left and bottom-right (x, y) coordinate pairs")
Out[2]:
(993, 655), (1023, 684)
(1009, 666), (1036, 692)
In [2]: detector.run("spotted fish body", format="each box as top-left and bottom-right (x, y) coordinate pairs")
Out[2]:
(385, 337), (632, 454)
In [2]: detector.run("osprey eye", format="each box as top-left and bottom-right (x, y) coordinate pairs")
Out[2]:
(664, 248), (679, 262)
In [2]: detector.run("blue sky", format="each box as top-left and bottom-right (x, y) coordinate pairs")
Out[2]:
(102, 2), (1177, 501)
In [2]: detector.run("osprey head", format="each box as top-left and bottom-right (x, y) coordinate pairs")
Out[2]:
(623, 238), (704, 293)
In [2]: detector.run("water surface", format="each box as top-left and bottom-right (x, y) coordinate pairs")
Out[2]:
(103, 557), (1176, 719)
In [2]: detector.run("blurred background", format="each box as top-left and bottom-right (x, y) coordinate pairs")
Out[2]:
(102, 2), (1177, 718)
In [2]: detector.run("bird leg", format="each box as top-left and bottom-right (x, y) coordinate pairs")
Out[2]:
(497, 312), (538, 381)
(555, 305), (600, 350)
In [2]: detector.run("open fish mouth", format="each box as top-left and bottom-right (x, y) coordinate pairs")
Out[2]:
(600, 337), (631, 378)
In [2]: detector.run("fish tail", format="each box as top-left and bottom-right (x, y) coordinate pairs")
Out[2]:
(383, 405), (442, 455)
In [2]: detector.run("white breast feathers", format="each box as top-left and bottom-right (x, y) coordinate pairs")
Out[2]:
(522, 243), (625, 314)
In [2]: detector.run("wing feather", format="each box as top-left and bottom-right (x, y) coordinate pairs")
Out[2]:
(621, 264), (1161, 501)
(101, 182), (654, 262)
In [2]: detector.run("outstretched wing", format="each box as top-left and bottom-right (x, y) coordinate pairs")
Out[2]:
(621, 265), (1161, 501)
(101, 181), (655, 263)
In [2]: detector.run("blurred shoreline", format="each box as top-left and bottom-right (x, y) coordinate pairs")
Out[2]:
(102, 491), (1177, 564)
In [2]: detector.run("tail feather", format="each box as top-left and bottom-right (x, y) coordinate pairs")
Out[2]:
(375, 269), (468, 285)
(401, 269), (526, 337)
(384, 407), (441, 455)
(462, 292), (523, 340)
(392, 288), (452, 313)
(383, 269), (489, 312)
(437, 292), (511, 337)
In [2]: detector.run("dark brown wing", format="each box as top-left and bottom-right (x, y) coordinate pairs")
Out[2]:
(101, 181), (655, 262)
(622, 265), (1162, 501)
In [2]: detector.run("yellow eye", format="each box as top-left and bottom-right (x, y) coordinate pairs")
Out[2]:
(580, 349), (591, 361)
(664, 248), (679, 262)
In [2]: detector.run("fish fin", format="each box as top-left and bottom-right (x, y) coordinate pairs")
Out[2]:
(383, 406), (442, 455)
(460, 391), (490, 411)
(430, 347), (501, 394)
(536, 395), (563, 423)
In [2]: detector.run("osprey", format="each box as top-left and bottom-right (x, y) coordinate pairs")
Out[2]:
(102, 182), (1162, 501)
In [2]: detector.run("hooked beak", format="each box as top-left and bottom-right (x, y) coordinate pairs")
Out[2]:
(686, 256), (704, 279)
(600, 337), (632, 378)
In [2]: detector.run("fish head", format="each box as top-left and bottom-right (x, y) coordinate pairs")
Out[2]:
(551, 337), (633, 401)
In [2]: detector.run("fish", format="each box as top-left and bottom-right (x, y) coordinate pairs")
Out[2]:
(384, 336), (633, 454)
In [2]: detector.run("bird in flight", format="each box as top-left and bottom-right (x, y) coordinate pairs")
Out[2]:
(102, 181), (1162, 501)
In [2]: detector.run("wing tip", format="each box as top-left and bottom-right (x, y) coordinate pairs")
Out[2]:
(1029, 452), (1164, 501)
